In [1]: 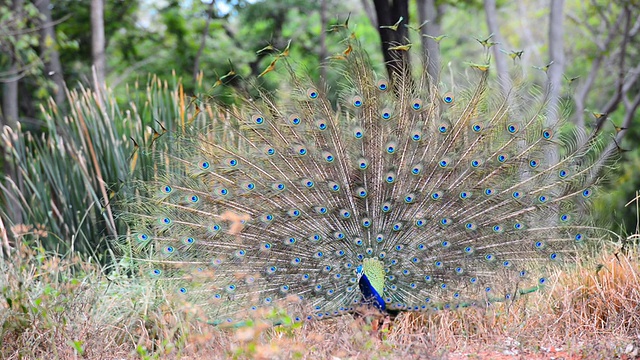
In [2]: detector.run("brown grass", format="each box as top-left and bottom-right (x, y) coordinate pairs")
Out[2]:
(1, 237), (639, 359)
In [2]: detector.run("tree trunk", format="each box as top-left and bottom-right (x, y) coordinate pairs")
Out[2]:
(483, 0), (510, 95)
(417, 0), (443, 83)
(545, 0), (564, 166)
(90, 0), (106, 89)
(319, 0), (328, 81)
(193, 1), (215, 85)
(34, 0), (66, 107)
(372, 0), (410, 81)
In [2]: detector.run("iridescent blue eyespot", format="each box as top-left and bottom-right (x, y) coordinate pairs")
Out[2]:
(493, 225), (503, 233)
(520, 270), (527, 277)
(165, 246), (174, 253)
(464, 246), (473, 254)
(460, 191), (470, 199)
(412, 99), (422, 110)
(412, 165), (422, 175)
(266, 147), (276, 156)
(497, 154), (507, 163)
(362, 219), (371, 227)
(404, 194), (414, 203)
(535, 241), (544, 248)
(358, 159), (369, 169)
(317, 120), (327, 130)
(324, 153), (334, 162)
(382, 111), (391, 119)
(575, 233), (583, 242)
(559, 169), (568, 178)
(435, 261), (443, 268)
(392, 223), (402, 231)
(353, 97), (363, 107)
(200, 161), (210, 169)
(484, 188), (493, 196)
(440, 218), (450, 226)
(560, 214), (570, 222)
(512, 191), (521, 199)
(439, 125), (448, 133)
(377, 80), (388, 91)
(582, 189), (592, 198)
(137, 233), (149, 242)
(542, 129), (553, 139)
(439, 159), (448, 167)
(550, 253), (558, 260)
(472, 124), (482, 132)
(412, 132), (421, 141)
(162, 185), (172, 193)
(381, 203), (391, 212)
(441, 241), (450, 248)
(354, 129), (364, 138)
(252, 115), (264, 124)
(443, 94), (454, 103)
(415, 219), (426, 227)
(514, 222), (524, 230)
(539, 278), (547, 285)
(471, 160), (480, 167)
(529, 160), (539, 168)
(431, 192), (441, 200)
(307, 88), (319, 99)
(485, 254), (494, 261)
(417, 244), (425, 250)
(465, 223), (476, 230)
(538, 195), (548, 203)
(507, 124), (518, 133)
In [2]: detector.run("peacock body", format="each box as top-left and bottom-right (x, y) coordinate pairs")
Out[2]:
(125, 24), (612, 325)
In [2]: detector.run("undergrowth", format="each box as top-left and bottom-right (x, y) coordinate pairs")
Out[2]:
(1, 225), (639, 359)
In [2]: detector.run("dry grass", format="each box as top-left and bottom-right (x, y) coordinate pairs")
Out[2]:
(1, 236), (639, 359)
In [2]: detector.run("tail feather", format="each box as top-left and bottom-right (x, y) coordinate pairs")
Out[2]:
(121, 28), (617, 325)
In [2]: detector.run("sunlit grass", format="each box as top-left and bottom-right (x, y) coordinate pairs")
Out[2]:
(1, 228), (638, 359)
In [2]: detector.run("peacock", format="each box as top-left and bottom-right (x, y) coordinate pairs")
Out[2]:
(123, 20), (616, 326)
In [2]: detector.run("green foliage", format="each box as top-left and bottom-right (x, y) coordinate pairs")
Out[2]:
(0, 75), (213, 255)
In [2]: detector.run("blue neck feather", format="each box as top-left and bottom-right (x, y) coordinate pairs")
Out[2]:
(358, 273), (386, 311)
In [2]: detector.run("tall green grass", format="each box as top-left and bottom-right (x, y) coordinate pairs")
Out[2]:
(0, 74), (217, 257)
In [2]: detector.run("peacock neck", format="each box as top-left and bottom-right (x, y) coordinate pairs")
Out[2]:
(358, 271), (386, 311)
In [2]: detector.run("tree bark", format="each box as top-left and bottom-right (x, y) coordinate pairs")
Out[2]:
(34, 0), (65, 107)
(319, 0), (328, 81)
(90, 0), (106, 89)
(372, 0), (410, 81)
(545, 0), (565, 166)
(417, 0), (443, 83)
(2, 0), (24, 130)
(193, 1), (215, 85)
(483, 0), (510, 95)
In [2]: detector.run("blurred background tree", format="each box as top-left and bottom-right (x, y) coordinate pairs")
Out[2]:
(0, 0), (638, 258)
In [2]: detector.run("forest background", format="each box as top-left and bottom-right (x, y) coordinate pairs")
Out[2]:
(0, 0), (639, 358)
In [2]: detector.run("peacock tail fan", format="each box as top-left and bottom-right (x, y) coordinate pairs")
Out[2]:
(120, 23), (620, 327)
